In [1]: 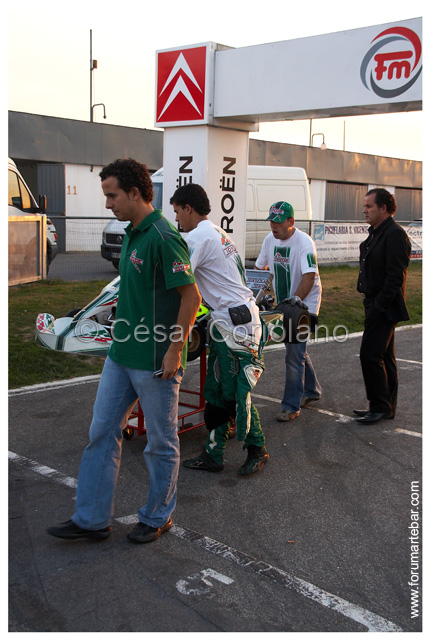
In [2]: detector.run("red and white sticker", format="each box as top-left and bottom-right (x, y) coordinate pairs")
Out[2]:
(172, 260), (191, 273)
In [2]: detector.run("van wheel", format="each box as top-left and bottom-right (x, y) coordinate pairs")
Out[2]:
(187, 324), (206, 361)
(112, 260), (119, 270)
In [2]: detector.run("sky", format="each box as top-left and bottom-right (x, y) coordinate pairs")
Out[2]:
(7, 0), (425, 161)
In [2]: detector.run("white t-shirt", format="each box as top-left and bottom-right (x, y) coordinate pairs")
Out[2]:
(255, 227), (322, 315)
(185, 219), (260, 335)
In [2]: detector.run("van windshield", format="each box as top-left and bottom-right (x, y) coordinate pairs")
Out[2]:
(152, 183), (163, 210)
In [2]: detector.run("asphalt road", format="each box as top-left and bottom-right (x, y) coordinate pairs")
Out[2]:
(48, 251), (259, 282)
(8, 327), (422, 632)
(48, 251), (119, 282)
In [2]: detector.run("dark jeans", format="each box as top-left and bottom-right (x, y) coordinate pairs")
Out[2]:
(359, 299), (398, 415)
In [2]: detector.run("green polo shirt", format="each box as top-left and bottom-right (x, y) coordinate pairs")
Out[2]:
(108, 209), (195, 370)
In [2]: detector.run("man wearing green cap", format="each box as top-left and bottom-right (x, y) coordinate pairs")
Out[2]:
(256, 201), (322, 421)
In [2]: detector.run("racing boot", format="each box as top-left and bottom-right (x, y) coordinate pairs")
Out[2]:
(183, 448), (224, 472)
(227, 418), (237, 439)
(237, 445), (269, 476)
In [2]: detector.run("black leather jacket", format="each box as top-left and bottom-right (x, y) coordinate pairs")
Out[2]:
(357, 216), (411, 323)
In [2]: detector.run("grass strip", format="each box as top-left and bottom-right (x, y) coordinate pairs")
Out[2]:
(8, 263), (422, 389)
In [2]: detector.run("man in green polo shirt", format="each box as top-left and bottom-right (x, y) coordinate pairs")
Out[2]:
(48, 159), (201, 544)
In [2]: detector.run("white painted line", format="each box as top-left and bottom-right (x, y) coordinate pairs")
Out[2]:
(176, 568), (234, 596)
(394, 428), (422, 438)
(264, 323), (422, 352)
(201, 568), (234, 585)
(252, 393), (281, 403)
(9, 450), (403, 632)
(8, 325), (422, 397)
(307, 407), (355, 423)
(8, 451), (78, 488)
(252, 395), (423, 430)
(8, 374), (102, 397)
(396, 358), (422, 365)
(354, 354), (422, 366)
(252, 394), (355, 423)
(172, 525), (402, 632)
(116, 514), (139, 525)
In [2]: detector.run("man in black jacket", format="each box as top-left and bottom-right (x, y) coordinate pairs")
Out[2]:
(355, 188), (411, 424)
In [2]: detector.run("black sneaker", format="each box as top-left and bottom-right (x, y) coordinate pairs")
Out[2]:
(47, 519), (112, 540)
(237, 445), (269, 476)
(127, 518), (173, 544)
(183, 449), (224, 472)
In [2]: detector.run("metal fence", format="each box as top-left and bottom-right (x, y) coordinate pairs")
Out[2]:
(46, 216), (421, 283)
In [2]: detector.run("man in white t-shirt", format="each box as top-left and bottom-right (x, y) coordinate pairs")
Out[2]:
(170, 183), (269, 476)
(256, 201), (322, 421)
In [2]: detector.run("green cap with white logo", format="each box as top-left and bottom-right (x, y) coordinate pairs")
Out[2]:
(266, 201), (295, 222)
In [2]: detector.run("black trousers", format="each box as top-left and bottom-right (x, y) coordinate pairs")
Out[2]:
(359, 300), (398, 415)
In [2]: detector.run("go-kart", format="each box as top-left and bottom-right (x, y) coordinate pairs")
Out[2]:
(35, 275), (210, 361)
(35, 271), (312, 359)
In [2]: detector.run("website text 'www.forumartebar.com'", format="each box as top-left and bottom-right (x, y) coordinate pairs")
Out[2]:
(409, 481), (421, 621)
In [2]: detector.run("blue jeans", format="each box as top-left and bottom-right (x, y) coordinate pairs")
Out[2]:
(72, 356), (182, 530)
(282, 341), (321, 412)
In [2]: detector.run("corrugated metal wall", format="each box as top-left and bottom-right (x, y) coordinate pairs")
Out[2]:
(325, 182), (422, 222)
(324, 182), (366, 221)
(395, 188), (422, 222)
(38, 163), (66, 251)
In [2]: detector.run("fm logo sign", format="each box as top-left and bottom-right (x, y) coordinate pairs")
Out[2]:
(360, 27), (422, 98)
(156, 46), (207, 124)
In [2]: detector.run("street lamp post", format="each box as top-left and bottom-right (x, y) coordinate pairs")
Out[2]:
(90, 30), (106, 122)
(311, 133), (327, 150)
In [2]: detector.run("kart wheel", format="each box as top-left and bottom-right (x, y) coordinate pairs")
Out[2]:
(275, 300), (311, 343)
(66, 308), (82, 318)
(187, 324), (206, 362)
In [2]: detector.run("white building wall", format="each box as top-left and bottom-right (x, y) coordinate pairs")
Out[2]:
(65, 164), (114, 251)
(309, 179), (326, 221)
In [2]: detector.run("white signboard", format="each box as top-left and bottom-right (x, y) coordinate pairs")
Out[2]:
(312, 221), (422, 264)
(405, 223), (423, 260)
(214, 18), (422, 122)
(162, 126), (249, 259)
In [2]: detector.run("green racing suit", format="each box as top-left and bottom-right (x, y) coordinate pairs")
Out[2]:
(202, 321), (266, 463)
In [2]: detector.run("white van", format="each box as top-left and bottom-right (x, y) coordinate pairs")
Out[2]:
(245, 165), (312, 259)
(100, 165), (311, 267)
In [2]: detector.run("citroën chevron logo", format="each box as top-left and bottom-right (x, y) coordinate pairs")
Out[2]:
(156, 46), (207, 123)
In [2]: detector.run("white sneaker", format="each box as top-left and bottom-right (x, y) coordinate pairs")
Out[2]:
(276, 409), (300, 422)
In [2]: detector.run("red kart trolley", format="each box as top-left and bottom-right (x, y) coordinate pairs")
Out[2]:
(123, 350), (207, 439)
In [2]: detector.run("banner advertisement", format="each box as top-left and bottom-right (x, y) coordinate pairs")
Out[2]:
(405, 222), (423, 260)
(312, 222), (422, 264)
